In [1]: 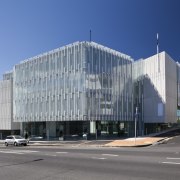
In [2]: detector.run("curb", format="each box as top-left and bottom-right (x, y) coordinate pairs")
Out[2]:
(103, 144), (152, 148)
(0, 137), (174, 148)
(152, 137), (171, 146)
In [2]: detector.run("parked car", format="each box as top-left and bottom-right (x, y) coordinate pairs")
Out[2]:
(28, 135), (43, 140)
(5, 135), (27, 146)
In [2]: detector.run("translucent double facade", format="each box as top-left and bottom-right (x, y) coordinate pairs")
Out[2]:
(13, 41), (134, 138)
(85, 42), (133, 122)
(14, 42), (87, 122)
(1, 41), (178, 139)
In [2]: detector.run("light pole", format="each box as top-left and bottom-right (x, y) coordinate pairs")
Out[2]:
(135, 107), (138, 145)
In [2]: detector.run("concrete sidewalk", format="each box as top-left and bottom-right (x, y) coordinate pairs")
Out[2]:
(0, 133), (173, 147)
(26, 137), (170, 147)
(104, 137), (170, 147)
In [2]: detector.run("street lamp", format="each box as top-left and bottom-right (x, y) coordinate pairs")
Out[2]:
(135, 107), (138, 145)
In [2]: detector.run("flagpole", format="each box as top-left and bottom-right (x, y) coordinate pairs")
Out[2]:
(90, 30), (91, 42)
(157, 33), (160, 72)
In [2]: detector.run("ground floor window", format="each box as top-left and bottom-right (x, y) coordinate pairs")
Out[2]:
(21, 120), (135, 140)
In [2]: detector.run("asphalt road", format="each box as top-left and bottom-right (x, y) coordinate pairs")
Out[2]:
(0, 136), (180, 180)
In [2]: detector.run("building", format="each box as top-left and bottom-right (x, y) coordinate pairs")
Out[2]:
(0, 41), (179, 139)
(134, 52), (178, 135)
(0, 72), (20, 139)
(13, 41), (134, 139)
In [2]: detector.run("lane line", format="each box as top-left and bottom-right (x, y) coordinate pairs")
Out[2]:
(167, 157), (180, 160)
(162, 162), (180, 165)
(0, 149), (39, 155)
(102, 154), (119, 157)
(91, 157), (107, 160)
(12, 150), (39, 153)
(45, 154), (57, 157)
(0, 151), (24, 154)
(56, 152), (68, 154)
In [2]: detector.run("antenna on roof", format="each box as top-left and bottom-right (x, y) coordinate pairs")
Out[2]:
(90, 30), (92, 42)
(157, 33), (159, 54)
(157, 33), (160, 72)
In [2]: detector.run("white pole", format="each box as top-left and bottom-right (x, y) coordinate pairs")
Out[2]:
(135, 107), (138, 145)
(157, 33), (160, 72)
(96, 129), (98, 140)
(157, 33), (159, 55)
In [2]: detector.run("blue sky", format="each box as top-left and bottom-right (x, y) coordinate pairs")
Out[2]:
(0, 0), (180, 79)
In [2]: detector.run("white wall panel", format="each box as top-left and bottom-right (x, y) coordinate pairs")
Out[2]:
(0, 79), (20, 130)
(135, 52), (177, 123)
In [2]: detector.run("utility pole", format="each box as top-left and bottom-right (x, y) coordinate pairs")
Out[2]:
(135, 107), (138, 145)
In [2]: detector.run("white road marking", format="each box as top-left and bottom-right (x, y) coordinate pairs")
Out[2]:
(45, 154), (57, 157)
(15, 150), (39, 153)
(167, 157), (180, 160)
(0, 151), (24, 154)
(91, 157), (107, 160)
(102, 154), (119, 157)
(0, 150), (39, 155)
(162, 162), (180, 165)
(56, 152), (68, 154)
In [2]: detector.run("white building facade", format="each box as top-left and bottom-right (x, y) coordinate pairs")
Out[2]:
(13, 42), (134, 139)
(0, 42), (179, 139)
(133, 52), (178, 135)
(0, 72), (20, 138)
